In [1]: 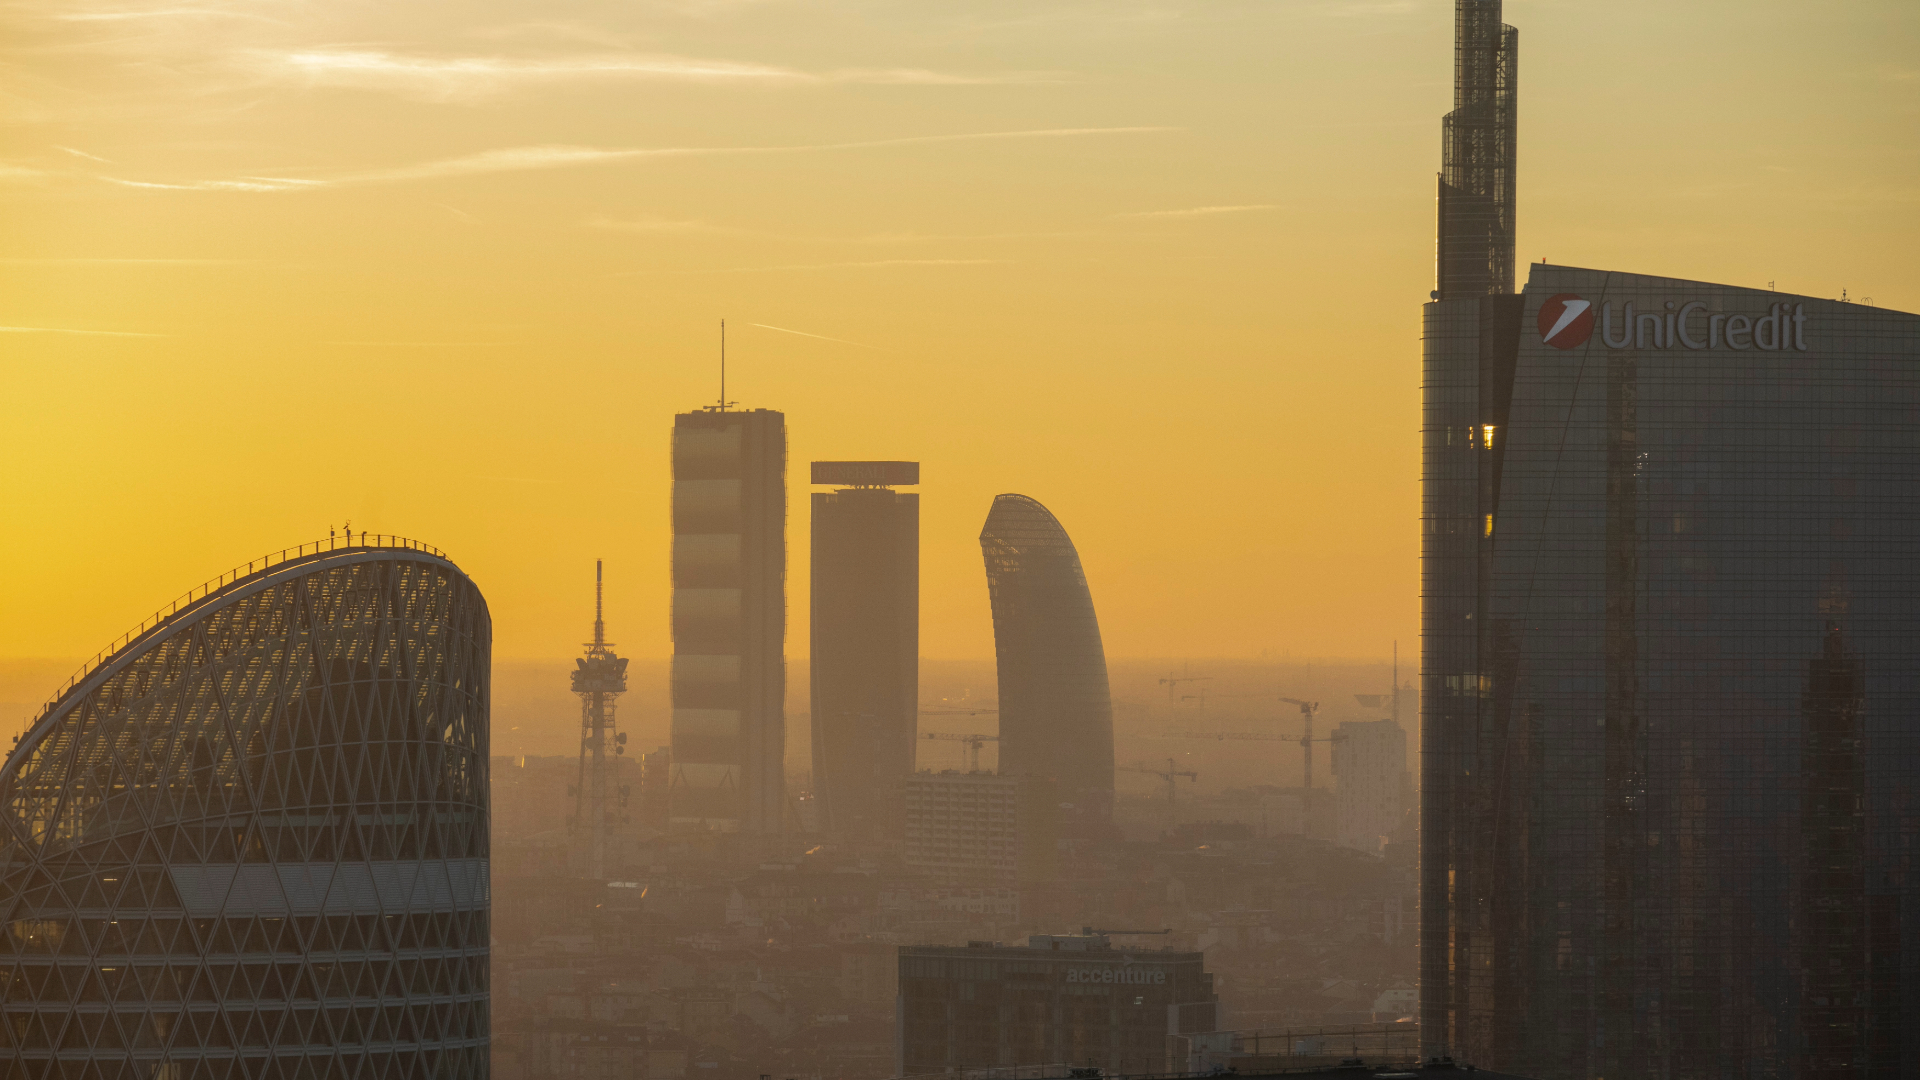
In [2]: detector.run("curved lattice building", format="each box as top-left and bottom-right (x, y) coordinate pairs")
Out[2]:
(0, 538), (491, 1080)
(979, 495), (1114, 827)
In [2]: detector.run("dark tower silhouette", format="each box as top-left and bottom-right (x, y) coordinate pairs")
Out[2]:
(809, 461), (919, 840)
(1436, 0), (1517, 300)
(979, 494), (1114, 828)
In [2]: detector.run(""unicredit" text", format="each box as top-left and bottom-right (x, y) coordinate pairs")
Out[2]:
(1600, 301), (1807, 352)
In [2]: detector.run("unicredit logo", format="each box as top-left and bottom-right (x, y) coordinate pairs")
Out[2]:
(1538, 293), (1595, 349)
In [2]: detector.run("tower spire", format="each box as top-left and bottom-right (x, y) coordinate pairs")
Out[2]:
(1435, 0), (1517, 300)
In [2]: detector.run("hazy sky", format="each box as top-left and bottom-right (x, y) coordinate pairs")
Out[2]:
(2, 0), (1915, 680)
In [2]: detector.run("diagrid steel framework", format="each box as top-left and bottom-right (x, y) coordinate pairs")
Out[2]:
(569, 561), (628, 880)
(0, 535), (491, 1079)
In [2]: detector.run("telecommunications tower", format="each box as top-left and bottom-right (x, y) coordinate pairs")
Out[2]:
(571, 560), (630, 879)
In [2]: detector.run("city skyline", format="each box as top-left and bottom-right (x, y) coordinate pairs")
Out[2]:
(5, 1), (1914, 682)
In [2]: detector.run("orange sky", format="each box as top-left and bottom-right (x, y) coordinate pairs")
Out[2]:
(3, 0), (1916, 712)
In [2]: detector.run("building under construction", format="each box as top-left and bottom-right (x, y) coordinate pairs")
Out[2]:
(571, 560), (629, 879)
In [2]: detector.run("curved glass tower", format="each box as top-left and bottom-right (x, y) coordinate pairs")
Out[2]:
(0, 539), (491, 1079)
(979, 495), (1114, 826)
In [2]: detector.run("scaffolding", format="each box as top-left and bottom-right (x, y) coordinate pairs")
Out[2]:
(570, 560), (629, 879)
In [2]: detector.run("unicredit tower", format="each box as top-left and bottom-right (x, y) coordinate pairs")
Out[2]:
(1422, 3), (1920, 1077)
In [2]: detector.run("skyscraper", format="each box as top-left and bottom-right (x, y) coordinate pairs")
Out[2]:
(1420, 7), (1920, 1072)
(670, 408), (787, 835)
(1435, 0), (1516, 302)
(0, 536), (492, 1077)
(808, 460), (919, 840)
(979, 494), (1114, 828)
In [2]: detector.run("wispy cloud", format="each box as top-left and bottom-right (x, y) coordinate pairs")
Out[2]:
(676, 258), (1005, 274)
(748, 322), (880, 349)
(243, 48), (1052, 101)
(55, 6), (282, 22)
(0, 325), (165, 337)
(98, 127), (1174, 192)
(53, 146), (112, 163)
(0, 258), (246, 265)
(319, 340), (510, 347)
(1118, 203), (1278, 218)
(588, 217), (1086, 245)
(102, 176), (324, 192)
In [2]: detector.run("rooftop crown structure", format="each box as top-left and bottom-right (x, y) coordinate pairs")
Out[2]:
(1436, 0), (1517, 301)
(0, 536), (492, 1078)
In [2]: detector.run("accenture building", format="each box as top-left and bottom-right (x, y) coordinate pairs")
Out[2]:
(1423, 4), (1920, 1078)
(0, 538), (491, 1079)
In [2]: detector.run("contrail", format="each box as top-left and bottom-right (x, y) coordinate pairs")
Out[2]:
(749, 323), (881, 350)
(0, 325), (165, 337)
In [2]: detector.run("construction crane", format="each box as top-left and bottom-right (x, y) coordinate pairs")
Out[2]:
(1158, 672), (1212, 703)
(1120, 758), (1198, 828)
(919, 707), (999, 771)
(569, 561), (629, 881)
(923, 732), (999, 772)
(1277, 697), (1329, 837)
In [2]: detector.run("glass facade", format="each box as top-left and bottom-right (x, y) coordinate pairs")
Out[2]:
(979, 495), (1115, 829)
(0, 542), (492, 1079)
(1422, 264), (1920, 1077)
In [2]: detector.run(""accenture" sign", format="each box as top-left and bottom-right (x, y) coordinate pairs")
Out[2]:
(1065, 966), (1169, 985)
(1538, 293), (1809, 353)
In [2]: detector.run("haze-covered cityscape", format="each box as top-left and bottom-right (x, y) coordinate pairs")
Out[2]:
(3, 1), (1918, 1079)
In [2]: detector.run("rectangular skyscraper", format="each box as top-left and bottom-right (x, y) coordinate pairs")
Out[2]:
(809, 460), (919, 840)
(671, 408), (787, 835)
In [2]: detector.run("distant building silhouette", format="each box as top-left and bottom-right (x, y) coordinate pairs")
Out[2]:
(0, 538), (491, 1076)
(902, 770), (1057, 885)
(809, 460), (919, 841)
(1330, 718), (1407, 855)
(671, 408), (786, 835)
(979, 494), (1114, 829)
(898, 934), (1216, 1076)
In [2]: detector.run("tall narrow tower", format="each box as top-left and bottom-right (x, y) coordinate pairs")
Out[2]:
(1435, 0), (1517, 300)
(980, 494), (1114, 832)
(671, 407), (788, 834)
(810, 460), (920, 840)
(571, 560), (629, 878)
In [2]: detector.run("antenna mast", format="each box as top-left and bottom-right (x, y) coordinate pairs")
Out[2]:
(570, 560), (629, 879)
(593, 560), (605, 647)
(707, 318), (737, 413)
